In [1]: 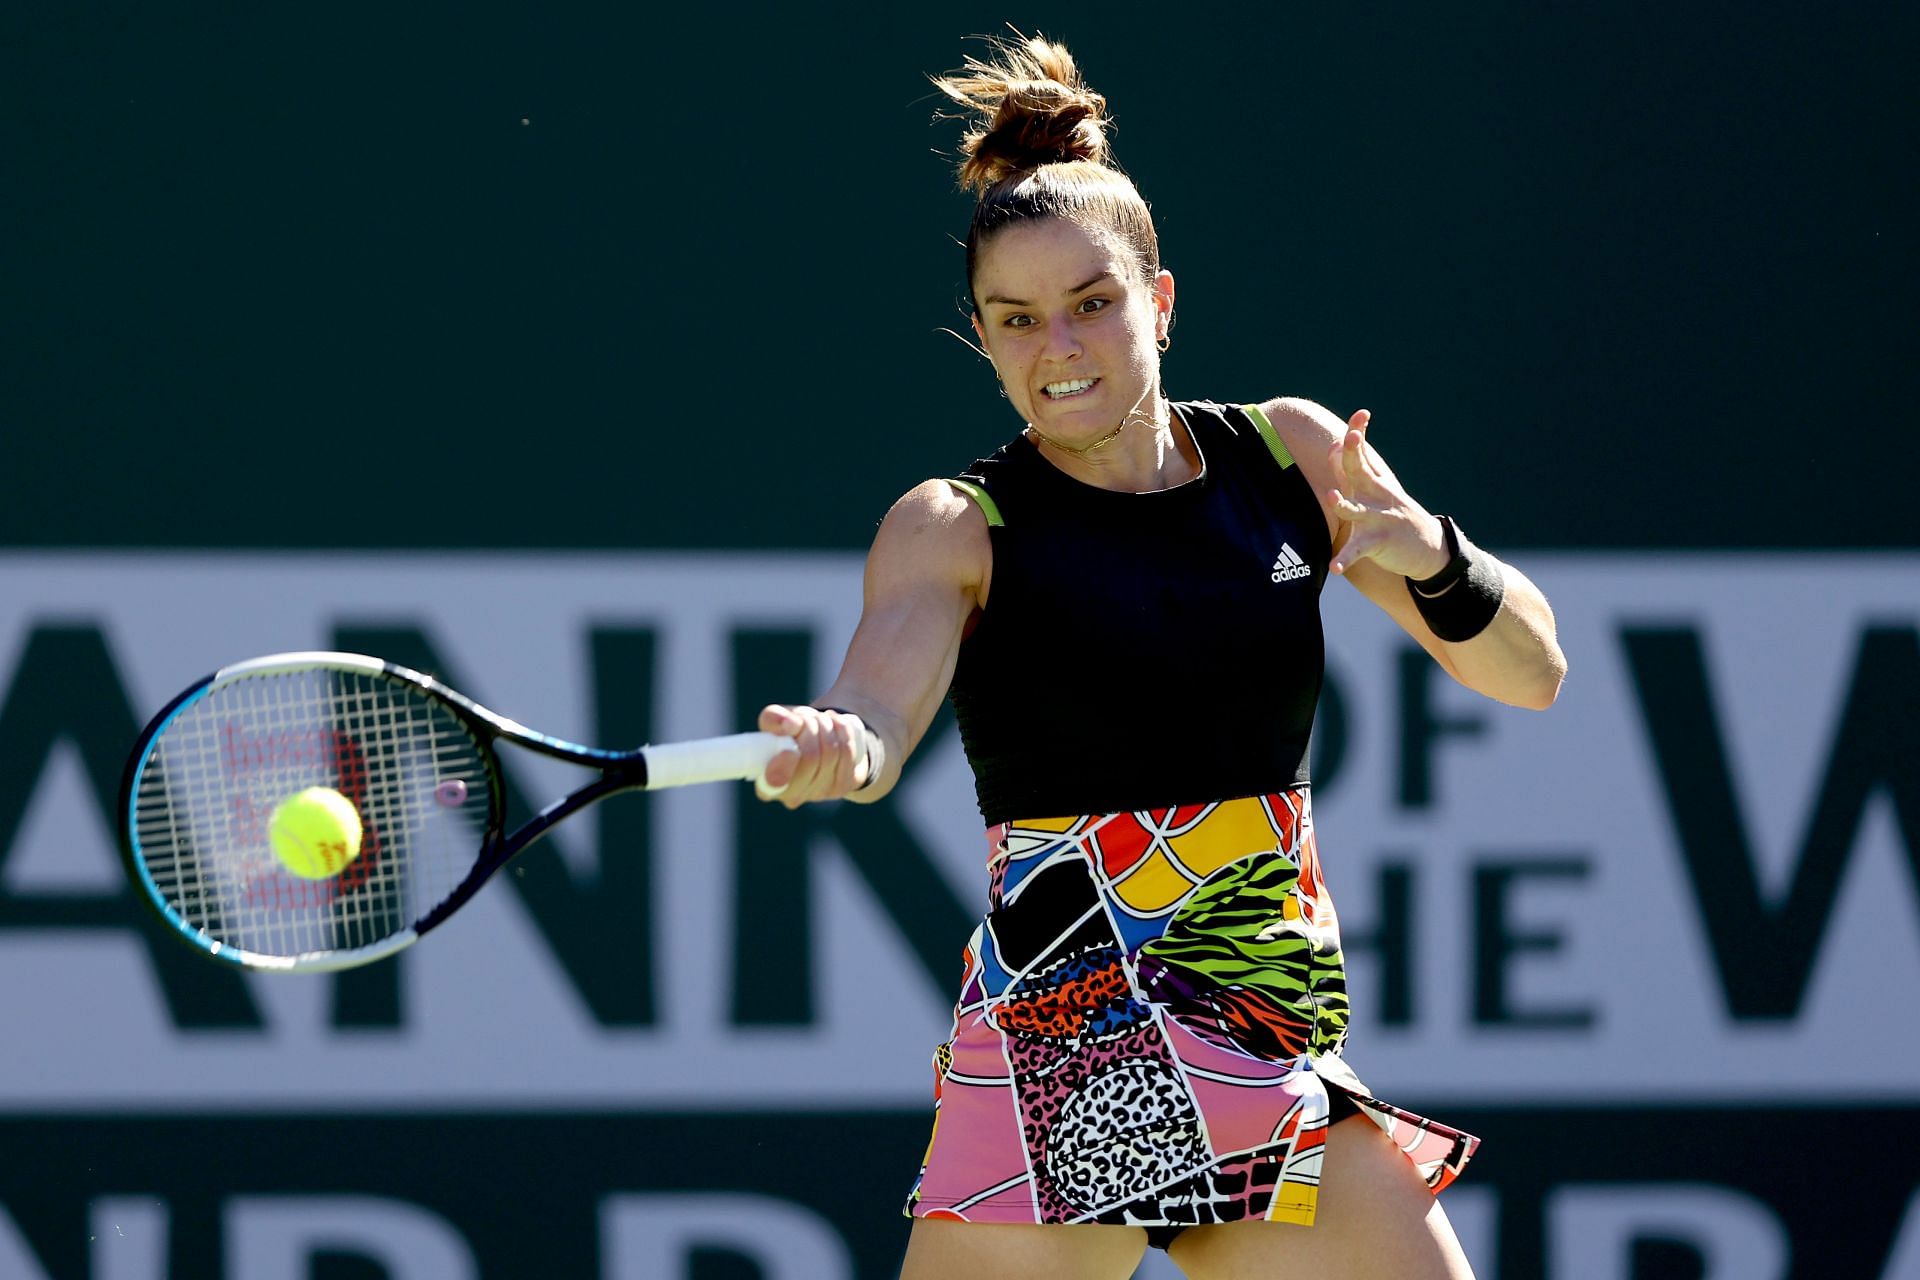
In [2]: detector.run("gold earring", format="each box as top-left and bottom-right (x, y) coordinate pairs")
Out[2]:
(1156, 332), (1171, 353)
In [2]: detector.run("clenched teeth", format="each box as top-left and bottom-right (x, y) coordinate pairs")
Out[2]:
(1043, 377), (1099, 398)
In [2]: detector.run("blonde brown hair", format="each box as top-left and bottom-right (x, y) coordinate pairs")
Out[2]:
(932, 34), (1160, 306)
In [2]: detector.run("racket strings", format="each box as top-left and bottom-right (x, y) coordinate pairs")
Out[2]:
(131, 667), (492, 961)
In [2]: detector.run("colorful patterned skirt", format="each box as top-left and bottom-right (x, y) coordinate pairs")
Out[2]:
(904, 789), (1477, 1230)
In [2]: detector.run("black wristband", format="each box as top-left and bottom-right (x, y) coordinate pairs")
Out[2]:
(811, 706), (887, 793)
(1405, 515), (1505, 642)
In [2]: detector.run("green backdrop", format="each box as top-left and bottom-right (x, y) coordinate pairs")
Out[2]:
(4, 3), (1911, 551)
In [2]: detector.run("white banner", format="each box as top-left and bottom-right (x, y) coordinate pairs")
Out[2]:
(0, 553), (1914, 1110)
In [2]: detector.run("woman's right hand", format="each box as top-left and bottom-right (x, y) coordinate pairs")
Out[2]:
(755, 704), (875, 807)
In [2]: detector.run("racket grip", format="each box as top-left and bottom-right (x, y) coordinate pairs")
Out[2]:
(642, 732), (798, 790)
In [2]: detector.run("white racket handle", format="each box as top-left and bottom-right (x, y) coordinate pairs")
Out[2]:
(642, 732), (798, 790)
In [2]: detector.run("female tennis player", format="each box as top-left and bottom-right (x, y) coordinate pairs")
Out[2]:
(757, 33), (1565, 1280)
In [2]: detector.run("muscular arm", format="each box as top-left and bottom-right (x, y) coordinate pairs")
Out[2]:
(1344, 550), (1566, 710)
(756, 479), (990, 806)
(1261, 396), (1567, 711)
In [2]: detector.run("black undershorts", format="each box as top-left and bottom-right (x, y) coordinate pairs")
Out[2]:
(1143, 1088), (1363, 1252)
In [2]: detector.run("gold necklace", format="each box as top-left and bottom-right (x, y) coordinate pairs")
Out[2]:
(1024, 419), (1128, 455)
(1025, 393), (1177, 458)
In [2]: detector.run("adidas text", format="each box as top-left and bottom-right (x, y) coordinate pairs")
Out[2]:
(1271, 543), (1311, 583)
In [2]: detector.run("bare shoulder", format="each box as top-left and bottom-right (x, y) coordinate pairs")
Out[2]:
(1256, 396), (1347, 459)
(882, 478), (992, 553)
(867, 478), (992, 597)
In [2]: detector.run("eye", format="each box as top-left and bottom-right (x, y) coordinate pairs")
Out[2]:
(1075, 297), (1110, 315)
(1002, 313), (1035, 329)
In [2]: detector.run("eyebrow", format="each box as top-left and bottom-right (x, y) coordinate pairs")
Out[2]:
(980, 271), (1117, 308)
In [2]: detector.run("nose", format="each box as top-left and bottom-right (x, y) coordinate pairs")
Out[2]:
(1041, 314), (1082, 361)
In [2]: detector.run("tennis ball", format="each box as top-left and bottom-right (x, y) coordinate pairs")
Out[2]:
(269, 786), (364, 879)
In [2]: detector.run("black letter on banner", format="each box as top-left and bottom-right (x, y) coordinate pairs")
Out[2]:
(1398, 647), (1487, 809)
(1336, 859), (1415, 1025)
(730, 628), (974, 1026)
(328, 625), (660, 1029)
(1623, 625), (1920, 1019)
(0, 625), (262, 1028)
(1472, 857), (1594, 1028)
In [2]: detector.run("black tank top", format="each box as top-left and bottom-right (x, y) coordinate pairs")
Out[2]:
(947, 400), (1332, 825)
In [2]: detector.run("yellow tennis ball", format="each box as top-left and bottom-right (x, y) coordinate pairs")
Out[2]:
(268, 787), (364, 879)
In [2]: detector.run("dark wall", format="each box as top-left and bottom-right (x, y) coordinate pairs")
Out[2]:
(5, 3), (1912, 550)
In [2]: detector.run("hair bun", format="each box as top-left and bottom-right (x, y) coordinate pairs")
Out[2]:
(933, 34), (1112, 193)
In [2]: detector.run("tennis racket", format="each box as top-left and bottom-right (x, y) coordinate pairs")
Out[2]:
(118, 651), (796, 973)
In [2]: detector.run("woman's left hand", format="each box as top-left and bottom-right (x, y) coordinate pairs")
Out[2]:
(1325, 409), (1449, 580)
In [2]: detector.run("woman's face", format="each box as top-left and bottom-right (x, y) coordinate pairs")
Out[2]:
(971, 217), (1173, 445)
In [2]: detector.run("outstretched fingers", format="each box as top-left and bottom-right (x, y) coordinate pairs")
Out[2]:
(1340, 408), (1378, 477)
(1329, 520), (1389, 575)
(1328, 409), (1383, 575)
(1327, 485), (1370, 520)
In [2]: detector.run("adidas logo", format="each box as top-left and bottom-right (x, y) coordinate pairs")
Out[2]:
(1270, 543), (1311, 583)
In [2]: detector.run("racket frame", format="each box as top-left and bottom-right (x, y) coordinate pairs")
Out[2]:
(118, 651), (790, 972)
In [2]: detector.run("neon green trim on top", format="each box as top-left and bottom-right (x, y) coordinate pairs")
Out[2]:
(947, 478), (1005, 527)
(1241, 403), (1295, 469)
